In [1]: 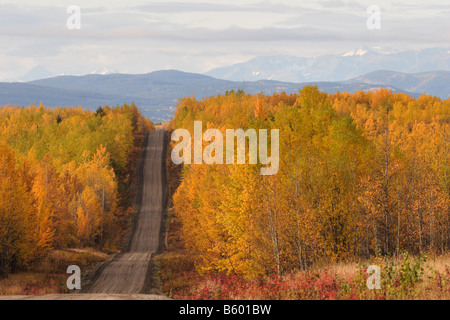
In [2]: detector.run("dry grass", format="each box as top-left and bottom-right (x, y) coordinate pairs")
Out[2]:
(0, 248), (108, 296)
(323, 261), (360, 277)
(424, 254), (450, 274)
(0, 273), (67, 296)
(322, 254), (450, 278)
(161, 253), (450, 300)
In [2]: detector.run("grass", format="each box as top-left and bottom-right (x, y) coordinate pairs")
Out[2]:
(167, 254), (450, 300)
(0, 273), (68, 296)
(0, 248), (108, 296)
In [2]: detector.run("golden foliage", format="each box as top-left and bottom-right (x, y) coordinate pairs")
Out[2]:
(0, 103), (152, 277)
(171, 87), (450, 277)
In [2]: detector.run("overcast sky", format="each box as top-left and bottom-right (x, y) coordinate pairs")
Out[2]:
(0, 0), (448, 81)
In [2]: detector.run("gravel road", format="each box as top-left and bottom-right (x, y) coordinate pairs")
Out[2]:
(84, 130), (167, 295)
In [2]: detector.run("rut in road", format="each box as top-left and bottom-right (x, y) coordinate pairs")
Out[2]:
(86, 130), (167, 294)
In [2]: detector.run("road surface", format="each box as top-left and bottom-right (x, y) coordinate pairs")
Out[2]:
(85, 129), (167, 295)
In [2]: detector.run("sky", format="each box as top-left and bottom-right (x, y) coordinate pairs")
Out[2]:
(0, 0), (448, 81)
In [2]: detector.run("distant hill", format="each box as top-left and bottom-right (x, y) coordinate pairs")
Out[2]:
(0, 69), (445, 122)
(347, 70), (450, 99)
(205, 47), (450, 83)
(0, 82), (129, 109)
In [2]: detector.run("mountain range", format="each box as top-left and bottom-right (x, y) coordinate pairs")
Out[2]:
(0, 69), (448, 122)
(1, 47), (449, 122)
(205, 47), (450, 83)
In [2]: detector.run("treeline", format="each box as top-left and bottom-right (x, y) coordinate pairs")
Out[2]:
(0, 103), (153, 278)
(170, 87), (449, 278)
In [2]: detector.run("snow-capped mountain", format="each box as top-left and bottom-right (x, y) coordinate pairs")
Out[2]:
(205, 47), (450, 83)
(18, 65), (54, 82)
(342, 48), (369, 57)
(90, 67), (119, 75)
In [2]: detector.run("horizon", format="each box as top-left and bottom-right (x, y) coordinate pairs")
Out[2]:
(10, 45), (450, 83)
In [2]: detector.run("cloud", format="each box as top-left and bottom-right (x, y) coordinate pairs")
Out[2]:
(0, 1), (448, 81)
(0, 2), (447, 41)
(132, 1), (314, 14)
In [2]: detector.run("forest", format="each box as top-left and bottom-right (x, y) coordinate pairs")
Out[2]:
(168, 86), (450, 279)
(0, 103), (153, 279)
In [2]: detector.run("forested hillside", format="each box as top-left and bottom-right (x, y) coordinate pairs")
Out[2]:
(169, 87), (449, 278)
(0, 103), (153, 278)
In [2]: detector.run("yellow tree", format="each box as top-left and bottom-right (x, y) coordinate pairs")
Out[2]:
(76, 146), (118, 246)
(0, 145), (34, 277)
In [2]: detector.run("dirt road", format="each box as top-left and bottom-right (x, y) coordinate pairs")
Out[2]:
(84, 130), (167, 295)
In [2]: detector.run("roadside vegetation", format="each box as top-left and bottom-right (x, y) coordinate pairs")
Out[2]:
(0, 248), (107, 295)
(158, 207), (450, 300)
(171, 253), (450, 300)
(158, 87), (450, 300)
